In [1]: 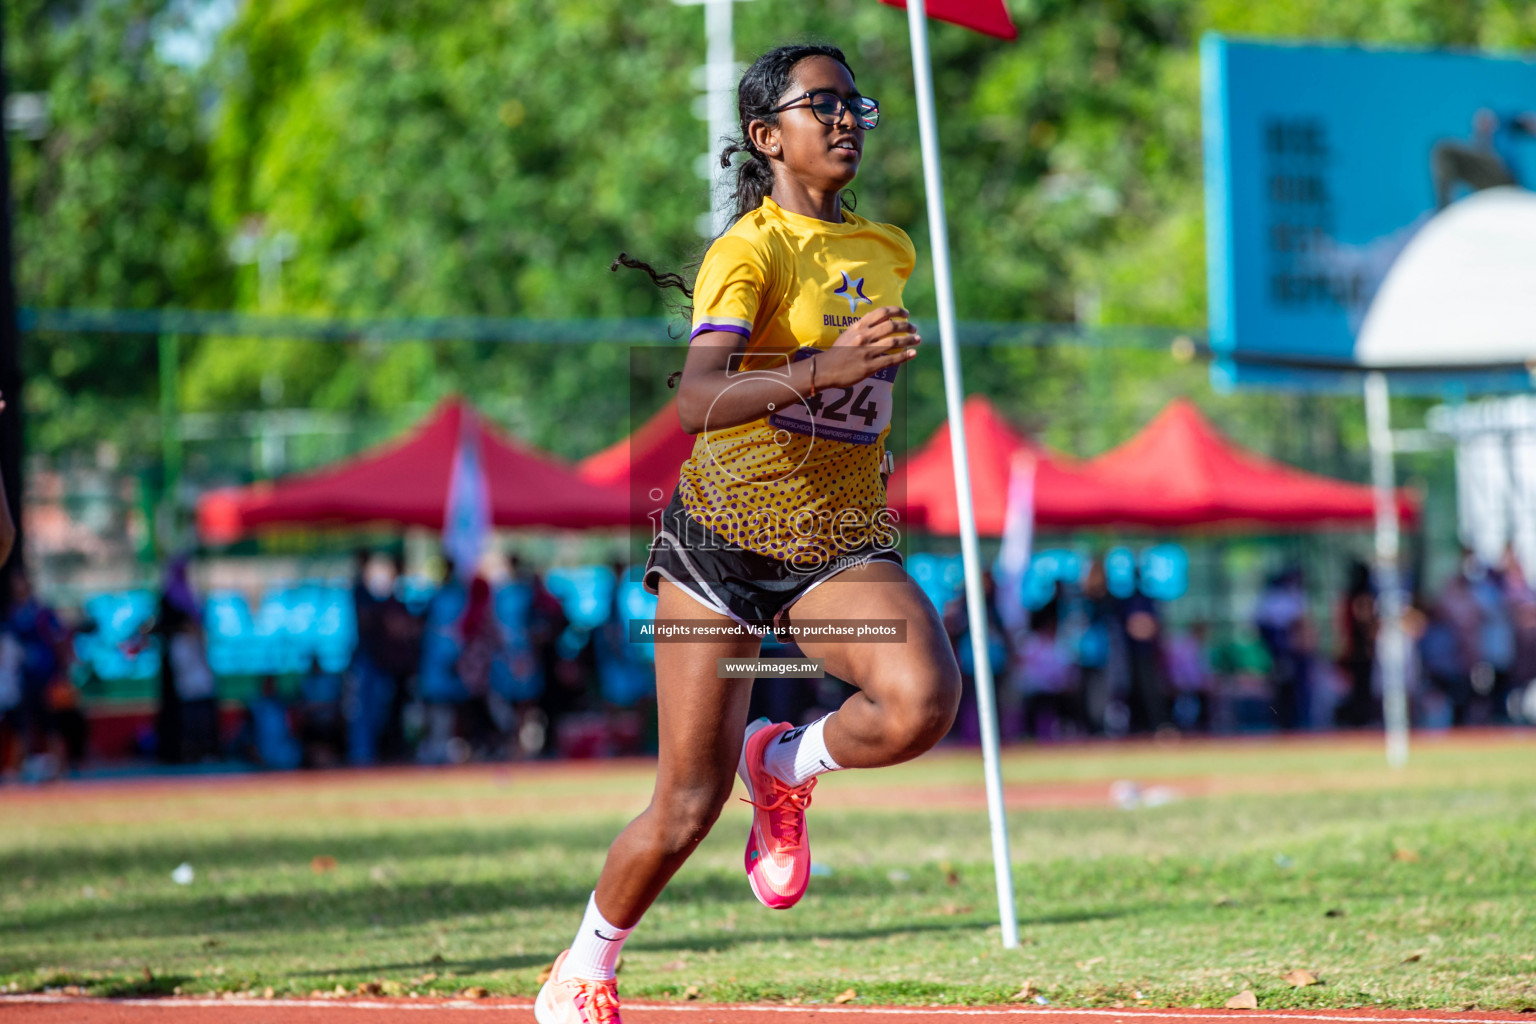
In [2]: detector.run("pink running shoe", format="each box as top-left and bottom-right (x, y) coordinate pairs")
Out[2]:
(535, 950), (623, 1024)
(738, 717), (817, 910)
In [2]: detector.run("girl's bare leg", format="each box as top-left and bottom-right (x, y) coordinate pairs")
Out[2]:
(591, 582), (760, 926)
(787, 559), (961, 769)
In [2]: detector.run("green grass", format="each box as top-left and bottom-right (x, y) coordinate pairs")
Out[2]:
(3, 734), (1536, 1009)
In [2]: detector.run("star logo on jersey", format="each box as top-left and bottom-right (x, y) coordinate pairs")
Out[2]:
(834, 270), (870, 313)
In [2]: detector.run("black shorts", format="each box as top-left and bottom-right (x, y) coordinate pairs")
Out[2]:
(643, 487), (903, 629)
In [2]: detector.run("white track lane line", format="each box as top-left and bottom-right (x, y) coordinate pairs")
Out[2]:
(0, 996), (1525, 1022)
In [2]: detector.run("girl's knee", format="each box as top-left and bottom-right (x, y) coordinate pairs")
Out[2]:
(886, 660), (961, 754)
(652, 782), (733, 856)
(920, 662), (962, 741)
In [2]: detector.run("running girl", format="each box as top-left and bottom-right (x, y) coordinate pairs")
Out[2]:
(536, 43), (961, 1024)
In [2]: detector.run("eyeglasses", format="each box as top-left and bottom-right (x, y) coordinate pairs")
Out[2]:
(770, 90), (880, 130)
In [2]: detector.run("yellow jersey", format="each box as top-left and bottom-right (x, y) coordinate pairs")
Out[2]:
(679, 196), (916, 567)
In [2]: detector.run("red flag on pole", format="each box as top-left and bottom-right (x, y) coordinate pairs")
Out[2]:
(878, 0), (1017, 40)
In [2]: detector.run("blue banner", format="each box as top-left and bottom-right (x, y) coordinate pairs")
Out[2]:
(1202, 36), (1536, 390)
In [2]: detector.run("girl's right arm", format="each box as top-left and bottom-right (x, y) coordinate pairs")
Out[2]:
(676, 308), (919, 435)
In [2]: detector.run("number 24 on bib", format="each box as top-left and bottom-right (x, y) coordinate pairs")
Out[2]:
(768, 347), (896, 446)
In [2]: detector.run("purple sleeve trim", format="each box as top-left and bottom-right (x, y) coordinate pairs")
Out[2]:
(690, 322), (751, 341)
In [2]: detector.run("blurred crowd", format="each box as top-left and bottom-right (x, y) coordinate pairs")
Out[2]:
(0, 569), (87, 781)
(943, 548), (1536, 743)
(1412, 545), (1536, 728)
(2, 542), (1533, 780)
(0, 549), (660, 779)
(230, 549), (659, 771)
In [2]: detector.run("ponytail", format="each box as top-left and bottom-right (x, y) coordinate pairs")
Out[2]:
(722, 43), (855, 222)
(612, 41), (858, 367)
(718, 140), (776, 225)
(610, 252), (691, 299)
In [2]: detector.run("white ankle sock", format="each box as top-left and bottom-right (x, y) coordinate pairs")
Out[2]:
(560, 891), (634, 981)
(764, 714), (843, 787)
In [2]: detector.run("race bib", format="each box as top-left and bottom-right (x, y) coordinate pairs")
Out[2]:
(768, 347), (896, 446)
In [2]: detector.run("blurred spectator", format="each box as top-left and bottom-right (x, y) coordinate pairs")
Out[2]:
(373, 550), (422, 761)
(1120, 572), (1167, 734)
(582, 563), (654, 757)
(1467, 550), (1516, 722)
(151, 593), (185, 764)
(417, 556), (470, 764)
(0, 622), (21, 775)
(141, 556), (203, 764)
(593, 562), (654, 709)
(1015, 599), (1077, 741)
(491, 555), (546, 755)
(297, 653), (345, 768)
(1501, 543), (1533, 603)
(1510, 612), (1536, 722)
(457, 576), (501, 696)
(346, 548), (391, 765)
(1335, 560), (1379, 728)
(44, 665), (87, 775)
(1425, 547), (1517, 724)
(1434, 554), (1484, 721)
(1208, 630), (1274, 732)
(1073, 557), (1122, 735)
(531, 566), (576, 757)
(163, 555), (200, 620)
(242, 675), (301, 771)
(7, 569), (75, 774)
(1256, 567), (1310, 730)
(1501, 545), (1536, 706)
(1164, 621), (1213, 732)
(1291, 615), (1323, 729)
(1418, 593), (1470, 726)
(458, 574), (512, 757)
(169, 612), (219, 762)
(943, 569), (1009, 745)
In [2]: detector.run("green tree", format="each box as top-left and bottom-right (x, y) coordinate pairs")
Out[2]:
(185, 0), (714, 460)
(7, 0), (231, 458)
(18, 0), (1536, 477)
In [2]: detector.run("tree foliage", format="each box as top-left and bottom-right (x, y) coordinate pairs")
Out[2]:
(183, 0), (710, 454)
(9, 0), (1536, 472)
(7, 0), (230, 457)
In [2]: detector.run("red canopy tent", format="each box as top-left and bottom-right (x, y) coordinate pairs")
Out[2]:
(576, 399), (696, 509)
(889, 396), (1126, 535)
(1076, 398), (1419, 530)
(197, 398), (633, 541)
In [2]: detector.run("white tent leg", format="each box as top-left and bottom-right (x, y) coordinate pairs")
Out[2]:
(1365, 371), (1410, 768)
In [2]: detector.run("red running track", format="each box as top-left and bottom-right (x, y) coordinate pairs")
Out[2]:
(2, 997), (1532, 1024)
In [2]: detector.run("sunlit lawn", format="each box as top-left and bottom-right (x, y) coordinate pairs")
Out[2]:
(2, 731), (1534, 1009)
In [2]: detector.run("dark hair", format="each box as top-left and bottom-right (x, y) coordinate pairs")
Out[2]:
(718, 42), (857, 224)
(613, 42), (857, 315)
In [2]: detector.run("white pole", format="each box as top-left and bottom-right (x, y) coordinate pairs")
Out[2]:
(904, 0), (1019, 950)
(1365, 371), (1410, 768)
(673, 0), (753, 238)
(703, 0), (735, 237)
